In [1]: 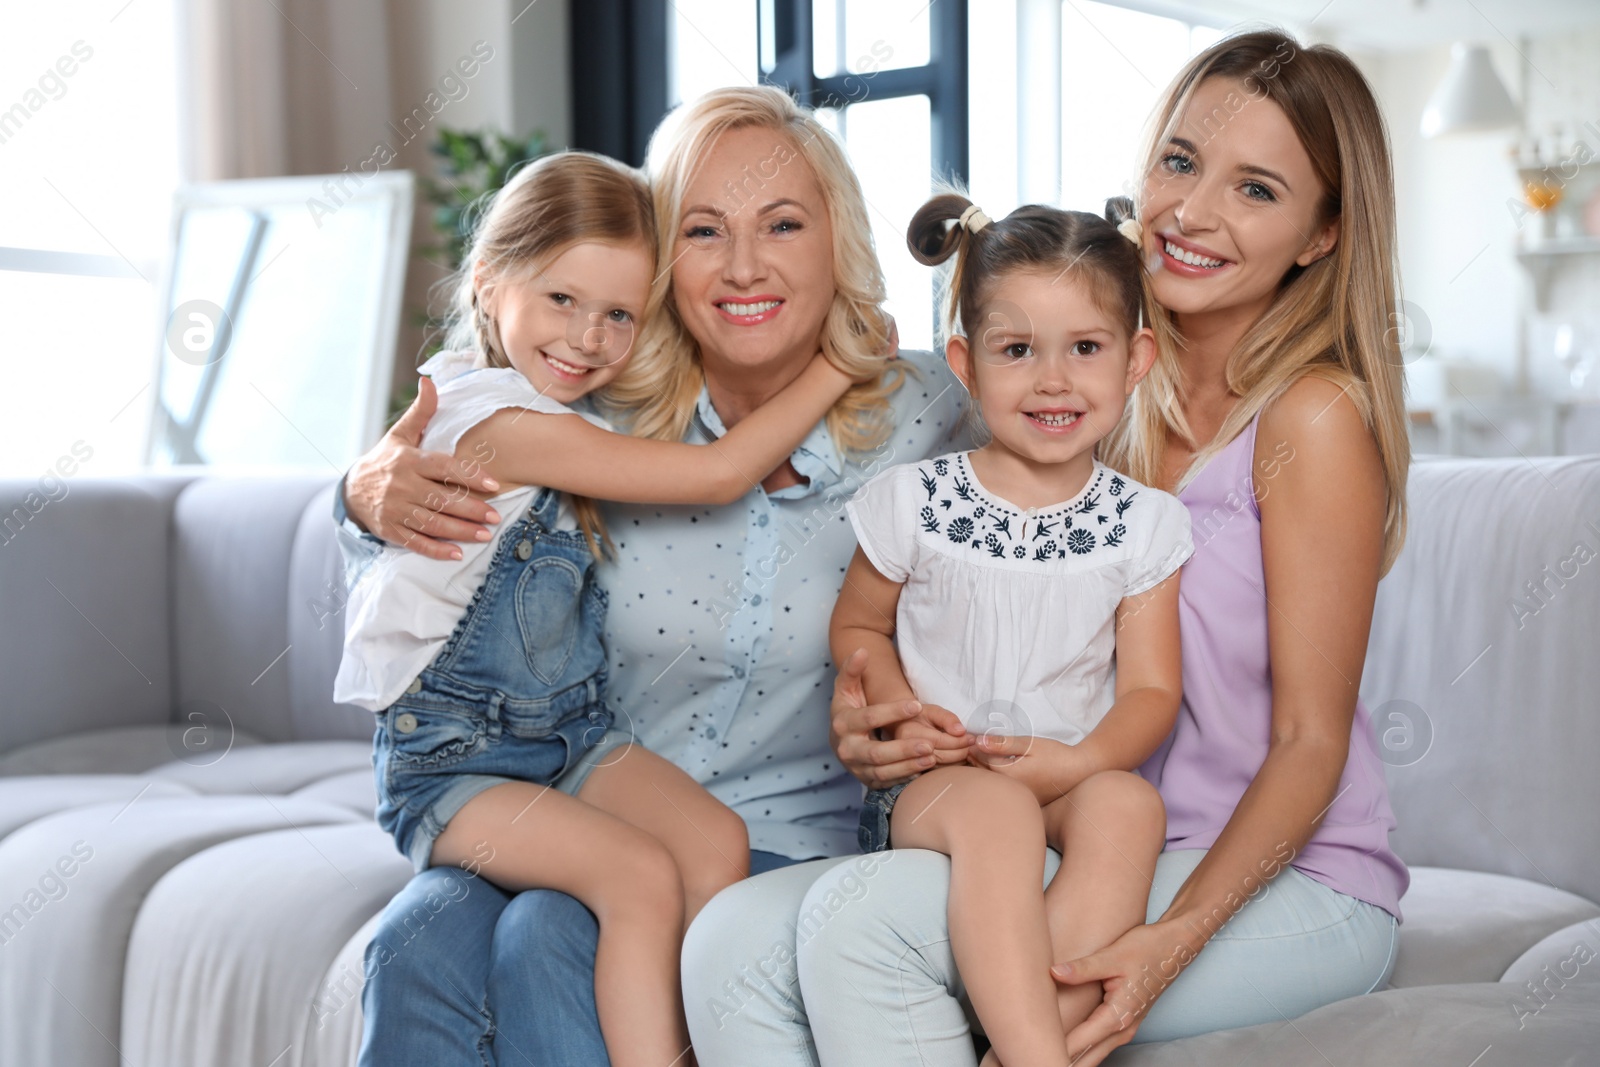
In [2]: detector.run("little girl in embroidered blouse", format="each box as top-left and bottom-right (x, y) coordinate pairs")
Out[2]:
(336, 152), (875, 1067)
(829, 193), (1193, 1066)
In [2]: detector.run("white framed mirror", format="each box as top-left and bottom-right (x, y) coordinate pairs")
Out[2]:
(145, 171), (413, 470)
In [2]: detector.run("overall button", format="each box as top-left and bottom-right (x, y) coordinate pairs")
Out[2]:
(395, 712), (419, 734)
(515, 539), (534, 560)
(405, 677), (423, 695)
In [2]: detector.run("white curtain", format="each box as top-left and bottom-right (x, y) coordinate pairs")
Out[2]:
(176, 0), (395, 182)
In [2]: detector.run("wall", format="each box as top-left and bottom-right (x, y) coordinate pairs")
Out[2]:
(1353, 29), (1600, 385)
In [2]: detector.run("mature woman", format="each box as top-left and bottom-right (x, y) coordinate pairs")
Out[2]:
(335, 86), (964, 1063)
(683, 30), (1410, 1067)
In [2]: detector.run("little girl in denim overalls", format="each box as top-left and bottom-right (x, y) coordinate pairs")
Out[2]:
(334, 151), (864, 1066)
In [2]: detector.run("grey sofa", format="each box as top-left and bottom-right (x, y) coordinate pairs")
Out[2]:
(2, 457), (1597, 1066)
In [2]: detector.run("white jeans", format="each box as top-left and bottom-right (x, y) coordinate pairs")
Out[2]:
(682, 848), (1398, 1066)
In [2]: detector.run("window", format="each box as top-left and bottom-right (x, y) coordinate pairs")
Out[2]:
(0, 3), (179, 476)
(970, 1), (1229, 215)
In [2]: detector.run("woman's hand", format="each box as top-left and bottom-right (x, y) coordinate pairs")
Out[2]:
(965, 732), (1089, 805)
(1053, 919), (1198, 1065)
(887, 703), (972, 767)
(830, 648), (943, 788)
(345, 377), (503, 560)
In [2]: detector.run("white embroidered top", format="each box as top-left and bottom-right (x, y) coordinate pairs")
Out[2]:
(844, 451), (1194, 745)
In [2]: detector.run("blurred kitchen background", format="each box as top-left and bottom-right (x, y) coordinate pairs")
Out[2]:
(3, 0), (1598, 478)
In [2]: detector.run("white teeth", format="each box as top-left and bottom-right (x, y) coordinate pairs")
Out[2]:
(1164, 240), (1225, 268)
(545, 353), (591, 375)
(720, 299), (781, 316)
(1030, 411), (1080, 427)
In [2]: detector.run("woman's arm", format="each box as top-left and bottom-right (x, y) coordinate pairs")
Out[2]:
(830, 549), (973, 765)
(343, 376), (505, 559)
(459, 355), (854, 506)
(1055, 377), (1387, 1064)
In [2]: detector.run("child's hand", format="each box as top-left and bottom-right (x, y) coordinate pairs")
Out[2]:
(966, 733), (1084, 805)
(890, 704), (972, 766)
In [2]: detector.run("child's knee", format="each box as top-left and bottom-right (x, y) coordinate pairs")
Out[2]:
(1073, 770), (1166, 840)
(900, 765), (1043, 843)
(681, 805), (750, 909)
(602, 832), (685, 923)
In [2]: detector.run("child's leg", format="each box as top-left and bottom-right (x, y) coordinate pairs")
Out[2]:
(888, 765), (1068, 1067)
(568, 743), (750, 925)
(1039, 770), (1165, 1055)
(430, 778), (692, 1067)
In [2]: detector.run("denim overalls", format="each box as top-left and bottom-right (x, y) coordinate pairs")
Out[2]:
(373, 485), (620, 871)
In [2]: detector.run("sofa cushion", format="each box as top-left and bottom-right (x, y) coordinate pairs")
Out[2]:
(0, 476), (190, 755)
(1109, 982), (1600, 1065)
(0, 775), (196, 841)
(121, 823), (411, 1067)
(1390, 866), (1600, 988)
(1363, 455), (1600, 904)
(1501, 918), (1600, 990)
(0, 724), (264, 777)
(0, 796), (361, 1067)
(291, 768), (378, 817)
(144, 740), (374, 795)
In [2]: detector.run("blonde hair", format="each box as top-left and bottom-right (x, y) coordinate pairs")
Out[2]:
(439, 150), (656, 561)
(1099, 29), (1411, 575)
(599, 85), (908, 453)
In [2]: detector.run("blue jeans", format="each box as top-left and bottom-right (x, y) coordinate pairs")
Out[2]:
(357, 849), (803, 1065)
(373, 485), (618, 872)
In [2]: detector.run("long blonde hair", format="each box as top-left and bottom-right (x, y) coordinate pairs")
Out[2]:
(600, 85), (907, 453)
(1099, 30), (1411, 575)
(439, 151), (656, 561)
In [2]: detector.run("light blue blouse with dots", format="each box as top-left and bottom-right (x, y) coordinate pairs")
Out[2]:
(335, 348), (972, 859)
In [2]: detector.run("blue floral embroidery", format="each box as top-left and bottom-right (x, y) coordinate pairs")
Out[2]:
(905, 454), (1139, 566)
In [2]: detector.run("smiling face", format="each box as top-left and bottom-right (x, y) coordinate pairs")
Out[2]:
(948, 271), (1156, 489)
(1140, 76), (1339, 323)
(671, 124), (836, 379)
(481, 239), (654, 404)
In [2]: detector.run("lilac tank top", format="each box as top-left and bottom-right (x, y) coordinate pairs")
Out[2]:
(1138, 409), (1407, 920)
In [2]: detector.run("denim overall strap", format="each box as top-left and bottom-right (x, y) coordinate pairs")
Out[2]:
(420, 486), (608, 725)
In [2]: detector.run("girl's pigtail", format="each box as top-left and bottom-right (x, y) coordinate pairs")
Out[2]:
(1105, 195), (1165, 335)
(469, 282), (505, 370)
(908, 192), (982, 342)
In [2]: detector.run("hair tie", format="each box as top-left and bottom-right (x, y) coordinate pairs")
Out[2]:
(1116, 217), (1142, 246)
(958, 204), (992, 233)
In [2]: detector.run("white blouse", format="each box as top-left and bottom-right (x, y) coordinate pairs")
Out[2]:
(845, 451), (1194, 746)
